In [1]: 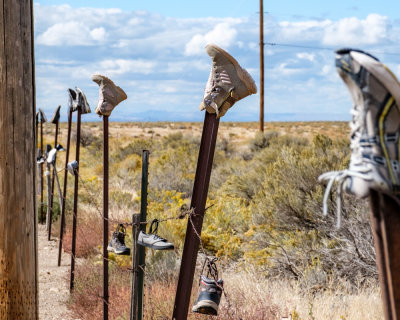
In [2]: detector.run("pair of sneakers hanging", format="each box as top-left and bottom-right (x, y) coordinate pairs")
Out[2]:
(107, 219), (174, 255)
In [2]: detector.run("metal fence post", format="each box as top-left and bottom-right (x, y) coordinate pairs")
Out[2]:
(48, 105), (61, 241)
(70, 108), (82, 291)
(370, 190), (400, 319)
(103, 115), (110, 320)
(130, 213), (141, 320)
(58, 107), (73, 266)
(137, 150), (149, 320)
(172, 112), (220, 320)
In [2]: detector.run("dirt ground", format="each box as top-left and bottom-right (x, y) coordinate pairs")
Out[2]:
(38, 224), (76, 320)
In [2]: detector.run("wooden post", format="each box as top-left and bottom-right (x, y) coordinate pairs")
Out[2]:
(130, 214), (141, 320)
(259, 0), (264, 132)
(0, 0), (38, 318)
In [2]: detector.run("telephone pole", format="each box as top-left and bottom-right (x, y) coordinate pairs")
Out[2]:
(0, 0), (38, 318)
(259, 0), (265, 132)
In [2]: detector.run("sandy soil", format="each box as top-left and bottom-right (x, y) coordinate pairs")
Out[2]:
(38, 224), (77, 320)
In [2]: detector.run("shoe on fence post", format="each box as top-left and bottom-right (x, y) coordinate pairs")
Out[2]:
(107, 224), (131, 255)
(199, 44), (257, 118)
(137, 219), (174, 250)
(92, 74), (127, 117)
(319, 48), (400, 226)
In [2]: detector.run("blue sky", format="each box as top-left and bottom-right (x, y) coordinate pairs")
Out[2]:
(34, 1), (400, 122)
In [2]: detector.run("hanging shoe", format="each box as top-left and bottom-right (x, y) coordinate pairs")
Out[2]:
(107, 224), (131, 255)
(192, 275), (223, 316)
(91, 74), (127, 117)
(319, 48), (400, 227)
(67, 160), (78, 176)
(199, 44), (257, 118)
(137, 219), (174, 250)
(75, 87), (91, 114)
(46, 144), (64, 164)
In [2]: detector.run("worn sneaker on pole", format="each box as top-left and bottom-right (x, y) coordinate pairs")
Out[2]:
(319, 48), (400, 227)
(192, 275), (224, 316)
(199, 44), (257, 118)
(137, 219), (174, 250)
(107, 224), (130, 255)
(76, 87), (91, 114)
(92, 74), (127, 117)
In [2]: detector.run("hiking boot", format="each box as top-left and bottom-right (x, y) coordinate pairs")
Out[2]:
(137, 219), (174, 250)
(199, 44), (257, 118)
(192, 275), (223, 316)
(107, 224), (130, 255)
(92, 74), (127, 117)
(319, 48), (400, 225)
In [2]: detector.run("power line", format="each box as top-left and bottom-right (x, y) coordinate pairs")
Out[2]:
(265, 42), (400, 57)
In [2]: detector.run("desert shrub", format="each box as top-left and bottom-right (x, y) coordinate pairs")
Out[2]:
(249, 131), (279, 152)
(242, 135), (376, 287)
(112, 138), (155, 162)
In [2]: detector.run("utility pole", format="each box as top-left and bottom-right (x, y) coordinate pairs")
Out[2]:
(259, 0), (265, 132)
(0, 0), (38, 318)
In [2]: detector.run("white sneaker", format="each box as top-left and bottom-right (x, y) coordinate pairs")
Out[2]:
(137, 231), (174, 250)
(319, 48), (400, 226)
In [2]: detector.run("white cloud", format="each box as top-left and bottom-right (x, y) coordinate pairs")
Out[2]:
(37, 22), (107, 46)
(185, 23), (238, 56)
(323, 14), (389, 46)
(97, 59), (157, 75)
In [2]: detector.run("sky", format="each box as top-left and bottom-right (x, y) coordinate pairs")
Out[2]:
(34, 0), (400, 122)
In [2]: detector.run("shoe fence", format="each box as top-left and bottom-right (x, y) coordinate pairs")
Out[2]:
(38, 148), (235, 320)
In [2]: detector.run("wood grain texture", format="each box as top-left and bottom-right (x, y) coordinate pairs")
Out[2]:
(0, 0), (37, 319)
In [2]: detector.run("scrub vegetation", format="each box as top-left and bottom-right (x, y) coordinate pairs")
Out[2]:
(45, 121), (382, 319)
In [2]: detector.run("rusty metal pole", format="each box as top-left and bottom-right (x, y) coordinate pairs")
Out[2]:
(103, 115), (110, 320)
(69, 108), (82, 291)
(58, 107), (73, 266)
(48, 105), (61, 241)
(137, 150), (149, 320)
(172, 112), (220, 320)
(259, 0), (264, 132)
(130, 213), (141, 320)
(369, 190), (400, 320)
(40, 116), (45, 223)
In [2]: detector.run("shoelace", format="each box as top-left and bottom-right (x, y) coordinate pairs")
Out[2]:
(319, 169), (371, 228)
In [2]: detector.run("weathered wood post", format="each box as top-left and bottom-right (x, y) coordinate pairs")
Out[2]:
(0, 0), (38, 318)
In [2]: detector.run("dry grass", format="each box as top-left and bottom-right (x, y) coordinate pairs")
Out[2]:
(68, 268), (383, 320)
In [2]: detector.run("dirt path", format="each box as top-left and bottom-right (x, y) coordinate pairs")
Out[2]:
(38, 224), (76, 320)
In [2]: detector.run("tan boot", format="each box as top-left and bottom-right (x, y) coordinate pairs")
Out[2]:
(92, 74), (127, 117)
(199, 44), (257, 118)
